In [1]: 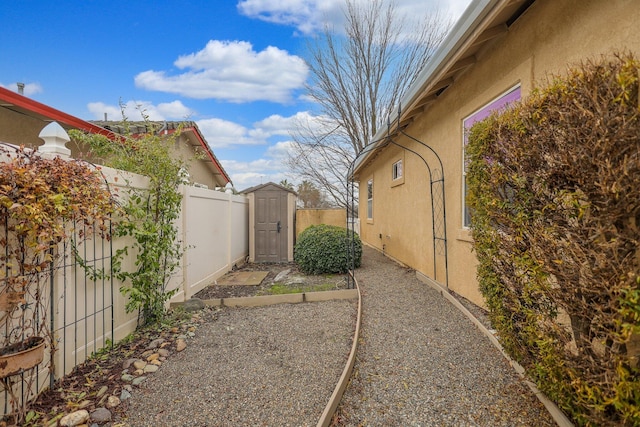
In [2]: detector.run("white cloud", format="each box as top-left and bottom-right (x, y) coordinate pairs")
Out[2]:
(252, 111), (320, 137)
(0, 82), (43, 96)
(221, 158), (290, 191)
(218, 112), (339, 190)
(237, 0), (472, 35)
(196, 117), (267, 148)
(197, 111), (329, 149)
(237, 0), (343, 34)
(87, 100), (194, 121)
(212, 112), (334, 190)
(265, 140), (295, 160)
(135, 40), (308, 103)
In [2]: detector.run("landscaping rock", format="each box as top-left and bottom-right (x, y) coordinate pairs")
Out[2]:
(183, 297), (206, 312)
(107, 395), (122, 408)
(176, 338), (187, 352)
(122, 358), (137, 369)
(273, 268), (291, 282)
(60, 409), (89, 426)
(120, 389), (132, 401)
(133, 360), (147, 370)
(144, 364), (159, 373)
(147, 338), (165, 349)
(90, 407), (112, 423)
(132, 376), (147, 386)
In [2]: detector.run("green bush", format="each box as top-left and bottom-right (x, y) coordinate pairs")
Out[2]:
(294, 224), (362, 274)
(466, 53), (640, 426)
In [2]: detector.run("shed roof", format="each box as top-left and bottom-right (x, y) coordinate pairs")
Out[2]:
(241, 182), (297, 195)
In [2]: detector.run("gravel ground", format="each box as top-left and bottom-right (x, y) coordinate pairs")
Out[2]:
(119, 300), (356, 427)
(334, 246), (557, 426)
(116, 245), (558, 427)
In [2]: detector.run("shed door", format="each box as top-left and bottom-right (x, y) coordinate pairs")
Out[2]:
(255, 190), (288, 262)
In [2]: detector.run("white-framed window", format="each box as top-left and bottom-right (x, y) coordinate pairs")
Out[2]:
(392, 159), (403, 180)
(462, 85), (521, 228)
(367, 178), (373, 220)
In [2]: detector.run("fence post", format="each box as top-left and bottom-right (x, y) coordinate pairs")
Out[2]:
(181, 184), (190, 300)
(227, 193), (232, 269)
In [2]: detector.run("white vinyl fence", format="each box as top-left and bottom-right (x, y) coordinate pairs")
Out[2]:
(0, 123), (248, 416)
(100, 166), (249, 345)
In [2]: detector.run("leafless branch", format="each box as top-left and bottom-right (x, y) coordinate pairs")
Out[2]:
(287, 0), (450, 208)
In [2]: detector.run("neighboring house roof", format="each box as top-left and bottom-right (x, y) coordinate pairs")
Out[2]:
(0, 86), (231, 187)
(353, 0), (535, 175)
(0, 86), (115, 138)
(91, 120), (232, 187)
(241, 182), (297, 195)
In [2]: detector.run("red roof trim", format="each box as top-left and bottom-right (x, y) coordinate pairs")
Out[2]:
(0, 87), (116, 139)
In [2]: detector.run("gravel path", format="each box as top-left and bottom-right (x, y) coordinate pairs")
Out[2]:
(120, 300), (356, 426)
(335, 246), (557, 426)
(118, 246), (557, 426)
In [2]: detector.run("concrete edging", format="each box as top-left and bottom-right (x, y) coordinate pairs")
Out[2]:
(316, 274), (362, 427)
(416, 271), (574, 427)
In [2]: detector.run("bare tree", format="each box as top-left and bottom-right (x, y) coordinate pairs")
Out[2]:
(286, 0), (450, 208)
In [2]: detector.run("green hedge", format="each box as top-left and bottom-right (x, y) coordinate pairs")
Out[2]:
(294, 224), (362, 274)
(466, 54), (640, 426)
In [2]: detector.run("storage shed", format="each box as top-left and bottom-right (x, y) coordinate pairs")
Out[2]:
(243, 182), (297, 263)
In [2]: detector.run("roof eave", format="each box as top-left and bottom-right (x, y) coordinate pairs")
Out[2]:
(0, 87), (115, 139)
(352, 0), (509, 177)
(186, 125), (232, 186)
(163, 125), (232, 187)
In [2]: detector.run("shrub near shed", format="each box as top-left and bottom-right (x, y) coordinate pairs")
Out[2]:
(294, 224), (362, 275)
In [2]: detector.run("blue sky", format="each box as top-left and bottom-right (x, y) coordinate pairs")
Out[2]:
(0, 0), (471, 190)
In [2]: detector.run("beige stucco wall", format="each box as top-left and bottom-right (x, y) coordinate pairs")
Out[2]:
(172, 134), (221, 189)
(358, 0), (640, 307)
(296, 208), (347, 237)
(0, 109), (72, 148)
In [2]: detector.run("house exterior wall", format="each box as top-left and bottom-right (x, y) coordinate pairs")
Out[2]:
(358, 0), (640, 307)
(172, 134), (221, 189)
(0, 109), (66, 147)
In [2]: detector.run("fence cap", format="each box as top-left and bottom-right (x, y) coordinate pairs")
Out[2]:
(38, 121), (71, 159)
